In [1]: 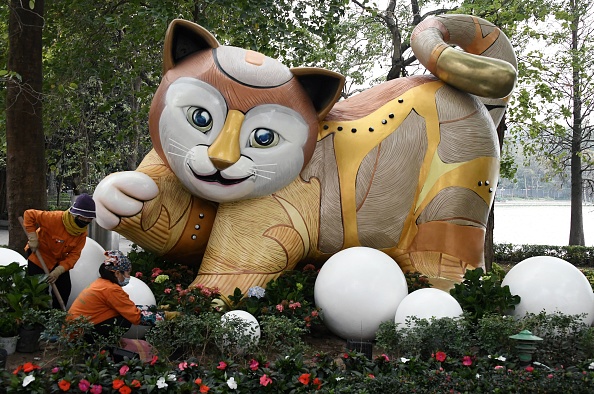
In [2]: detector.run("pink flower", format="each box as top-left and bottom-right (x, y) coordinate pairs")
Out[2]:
(276, 304), (284, 312)
(462, 356), (473, 366)
(164, 288), (172, 294)
(151, 268), (163, 277)
(119, 365), (129, 375)
(435, 351), (447, 362)
(90, 385), (103, 394)
(260, 374), (272, 386)
(548, 374), (554, 379)
(525, 366), (534, 372)
(368, 374), (375, 379)
(311, 310), (319, 317)
(135, 272), (143, 278)
(178, 361), (188, 371)
(51, 367), (60, 373)
(78, 379), (91, 391)
(249, 359), (259, 371)
(217, 361), (227, 370)
(379, 354), (390, 362)
(495, 365), (504, 370)
(289, 301), (301, 310)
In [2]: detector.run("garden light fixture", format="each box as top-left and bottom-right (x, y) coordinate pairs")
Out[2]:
(509, 330), (543, 364)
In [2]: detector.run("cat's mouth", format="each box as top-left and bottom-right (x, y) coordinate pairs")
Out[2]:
(188, 164), (252, 185)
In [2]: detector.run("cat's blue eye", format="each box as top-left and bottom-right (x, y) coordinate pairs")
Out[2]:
(186, 107), (213, 132)
(249, 128), (279, 148)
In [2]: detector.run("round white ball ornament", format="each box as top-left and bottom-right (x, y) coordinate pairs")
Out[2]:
(221, 310), (261, 348)
(314, 247), (408, 340)
(67, 237), (105, 308)
(394, 288), (463, 328)
(0, 247), (27, 266)
(502, 256), (594, 325)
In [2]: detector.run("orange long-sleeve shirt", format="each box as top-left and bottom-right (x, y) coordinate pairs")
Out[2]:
(67, 278), (141, 325)
(23, 209), (87, 271)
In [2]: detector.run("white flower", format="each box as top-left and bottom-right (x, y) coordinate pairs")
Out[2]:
(335, 377), (344, 381)
(476, 373), (481, 379)
(589, 362), (594, 370)
(167, 374), (176, 381)
(496, 356), (507, 362)
(156, 377), (168, 388)
(400, 357), (410, 363)
(227, 376), (238, 390)
(22, 375), (35, 387)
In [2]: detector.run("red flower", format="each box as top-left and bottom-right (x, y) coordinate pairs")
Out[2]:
(343, 353), (349, 359)
(368, 374), (375, 379)
(131, 379), (141, 388)
(199, 385), (210, 393)
(150, 355), (158, 365)
(313, 377), (322, 390)
(194, 378), (203, 385)
(462, 356), (473, 366)
(298, 373), (311, 385)
(217, 361), (227, 370)
(249, 359), (259, 371)
(119, 386), (131, 394)
(260, 374), (273, 386)
(22, 362), (40, 373)
(135, 272), (143, 278)
(525, 365), (535, 372)
(58, 379), (71, 391)
(435, 351), (447, 362)
(113, 379), (125, 389)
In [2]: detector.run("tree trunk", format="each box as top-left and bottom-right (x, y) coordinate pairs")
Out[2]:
(569, 4), (584, 246)
(6, 0), (46, 254)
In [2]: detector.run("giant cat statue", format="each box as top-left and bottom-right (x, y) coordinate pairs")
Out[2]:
(94, 14), (517, 299)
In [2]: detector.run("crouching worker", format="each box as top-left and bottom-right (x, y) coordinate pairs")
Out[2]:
(67, 250), (176, 344)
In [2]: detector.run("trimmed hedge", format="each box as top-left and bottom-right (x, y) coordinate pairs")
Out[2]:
(494, 243), (594, 267)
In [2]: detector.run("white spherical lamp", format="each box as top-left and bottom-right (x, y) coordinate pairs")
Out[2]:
(122, 277), (157, 339)
(394, 288), (463, 328)
(314, 247), (408, 340)
(67, 237), (105, 308)
(0, 247), (27, 267)
(502, 256), (594, 325)
(221, 310), (261, 349)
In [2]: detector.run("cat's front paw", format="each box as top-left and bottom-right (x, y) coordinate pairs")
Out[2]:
(94, 171), (158, 230)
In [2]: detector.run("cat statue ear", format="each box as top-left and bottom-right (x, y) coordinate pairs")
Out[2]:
(163, 19), (220, 74)
(291, 67), (345, 120)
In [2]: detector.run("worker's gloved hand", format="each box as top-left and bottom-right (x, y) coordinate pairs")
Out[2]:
(164, 311), (181, 320)
(47, 265), (65, 284)
(27, 232), (39, 252)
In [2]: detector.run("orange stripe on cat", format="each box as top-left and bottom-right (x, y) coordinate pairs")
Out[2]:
(466, 17), (500, 55)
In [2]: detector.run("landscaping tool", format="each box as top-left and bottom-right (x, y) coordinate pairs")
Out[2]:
(18, 216), (67, 311)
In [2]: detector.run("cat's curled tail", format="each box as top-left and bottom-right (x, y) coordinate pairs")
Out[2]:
(411, 14), (517, 100)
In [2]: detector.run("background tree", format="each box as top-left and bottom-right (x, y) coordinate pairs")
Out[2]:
(508, 0), (594, 245)
(5, 0), (46, 252)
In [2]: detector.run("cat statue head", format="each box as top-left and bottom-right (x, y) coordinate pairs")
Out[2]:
(148, 20), (345, 203)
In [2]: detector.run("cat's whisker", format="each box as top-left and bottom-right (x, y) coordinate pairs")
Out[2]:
(249, 171), (272, 180)
(167, 151), (190, 159)
(169, 138), (191, 151)
(251, 164), (277, 167)
(169, 144), (189, 152)
(251, 169), (276, 174)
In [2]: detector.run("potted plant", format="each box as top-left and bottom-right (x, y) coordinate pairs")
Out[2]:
(6, 273), (52, 353)
(0, 309), (19, 355)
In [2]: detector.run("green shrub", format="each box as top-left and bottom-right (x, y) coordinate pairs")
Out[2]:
(494, 243), (594, 267)
(450, 267), (520, 323)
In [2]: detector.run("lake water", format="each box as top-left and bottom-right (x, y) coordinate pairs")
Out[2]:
(493, 200), (594, 246)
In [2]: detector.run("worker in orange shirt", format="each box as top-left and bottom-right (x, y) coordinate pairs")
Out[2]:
(68, 250), (174, 343)
(23, 193), (96, 309)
